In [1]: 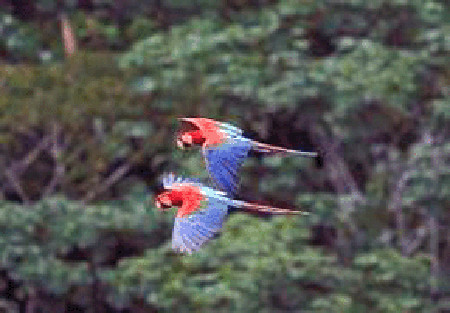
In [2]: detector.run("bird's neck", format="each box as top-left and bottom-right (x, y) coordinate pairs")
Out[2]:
(168, 190), (184, 206)
(188, 130), (206, 145)
(174, 186), (205, 218)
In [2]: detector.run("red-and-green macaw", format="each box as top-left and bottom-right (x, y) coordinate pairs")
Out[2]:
(155, 173), (308, 254)
(176, 117), (317, 195)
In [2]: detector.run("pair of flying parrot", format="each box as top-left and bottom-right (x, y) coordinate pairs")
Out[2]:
(155, 118), (318, 254)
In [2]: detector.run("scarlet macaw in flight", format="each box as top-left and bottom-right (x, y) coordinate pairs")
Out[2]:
(155, 173), (308, 254)
(176, 118), (318, 195)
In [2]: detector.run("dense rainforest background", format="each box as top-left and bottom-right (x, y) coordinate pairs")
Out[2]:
(0, 0), (449, 312)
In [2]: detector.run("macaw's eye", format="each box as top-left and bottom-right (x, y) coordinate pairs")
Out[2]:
(156, 196), (172, 209)
(177, 138), (188, 149)
(177, 138), (193, 149)
(176, 133), (192, 149)
(158, 202), (172, 209)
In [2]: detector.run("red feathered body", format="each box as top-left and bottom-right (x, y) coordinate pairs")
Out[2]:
(166, 185), (205, 218)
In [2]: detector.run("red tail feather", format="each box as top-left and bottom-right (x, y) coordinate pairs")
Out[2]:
(237, 201), (309, 215)
(251, 140), (317, 157)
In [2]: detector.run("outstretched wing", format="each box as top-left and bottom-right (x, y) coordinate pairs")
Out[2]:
(178, 118), (251, 195)
(203, 137), (252, 196)
(162, 173), (201, 189)
(172, 195), (229, 254)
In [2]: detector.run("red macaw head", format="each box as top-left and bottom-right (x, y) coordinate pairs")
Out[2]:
(176, 118), (209, 149)
(155, 189), (184, 210)
(176, 130), (205, 149)
(155, 191), (173, 210)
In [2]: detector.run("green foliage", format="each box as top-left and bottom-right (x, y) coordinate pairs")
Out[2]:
(0, 12), (43, 61)
(0, 190), (168, 294)
(319, 41), (424, 113)
(104, 215), (435, 312)
(0, 53), (173, 199)
(126, 17), (157, 42)
(1, 53), (131, 128)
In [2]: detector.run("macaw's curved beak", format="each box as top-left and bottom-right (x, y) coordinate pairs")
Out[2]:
(156, 201), (170, 211)
(177, 138), (185, 150)
(177, 134), (194, 149)
(155, 194), (173, 211)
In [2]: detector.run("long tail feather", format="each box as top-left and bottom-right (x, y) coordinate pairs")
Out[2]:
(233, 200), (309, 215)
(251, 140), (318, 157)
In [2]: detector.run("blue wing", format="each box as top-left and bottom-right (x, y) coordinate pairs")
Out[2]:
(172, 196), (229, 254)
(203, 136), (252, 196)
(162, 173), (202, 189)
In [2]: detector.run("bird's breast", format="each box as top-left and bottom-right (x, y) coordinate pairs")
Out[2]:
(176, 186), (206, 218)
(194, 120), (226, 147)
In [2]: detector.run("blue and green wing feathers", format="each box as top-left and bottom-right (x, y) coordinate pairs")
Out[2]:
(203, 136), (252, 196)
(172, 197), (229, 253)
